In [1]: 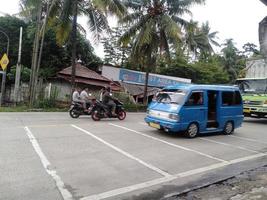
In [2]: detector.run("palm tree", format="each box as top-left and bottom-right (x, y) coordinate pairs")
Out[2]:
(221, 39), (239, 82)
(183, 20), (219, 60)
(119, 0), (205, 104)
(20, 0), (52, 106)
(21, 0), (127, 104)
(52, 0), (127, 94)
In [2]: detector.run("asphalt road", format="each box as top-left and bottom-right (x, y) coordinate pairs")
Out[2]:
(0, 113), (267, 200)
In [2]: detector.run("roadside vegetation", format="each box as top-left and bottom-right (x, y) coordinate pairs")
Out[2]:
(0, 0), (261, 110)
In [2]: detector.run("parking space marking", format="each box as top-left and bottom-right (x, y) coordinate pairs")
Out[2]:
(71, 125), (171, 177)
(138, 122), (147, 126)
(109, 123), (226, 163)
(24, 127), (73, 200)
(81, 153), (267, 200)
(199, 138), (262, 153)
(228, 135), (267, 145)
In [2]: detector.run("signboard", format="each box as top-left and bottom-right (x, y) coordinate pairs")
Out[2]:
(119, 69), (187, 87)
(0, 53), (9, 71)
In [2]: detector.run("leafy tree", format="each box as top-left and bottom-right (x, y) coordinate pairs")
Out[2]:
(101, 26), (131, 66)
(52, 0), (127, 93)
(0, 16), (28, 67)
(120, 0), (205, 104)
(242, 43), (260, 58)
(0, 15), (101, 81)
(221, 39), (245, 82)
(158, 55), (229, 84)
(183, 20), (219, 60)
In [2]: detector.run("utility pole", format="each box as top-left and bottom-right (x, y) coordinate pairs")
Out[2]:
(0, 29), (10, 106)
(14, 27), (23, 104)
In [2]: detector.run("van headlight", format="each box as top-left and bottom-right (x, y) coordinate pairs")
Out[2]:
(169, 113), (180, 122)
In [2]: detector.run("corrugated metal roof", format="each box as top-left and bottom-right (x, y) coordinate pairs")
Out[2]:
(121, 82), (159, 96)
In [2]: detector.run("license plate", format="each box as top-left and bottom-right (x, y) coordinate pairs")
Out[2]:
(150, 122), (160, 129)
(243, 108), (250, 113)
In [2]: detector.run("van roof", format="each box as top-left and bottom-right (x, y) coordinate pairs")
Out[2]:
(164, 84), (239, 91)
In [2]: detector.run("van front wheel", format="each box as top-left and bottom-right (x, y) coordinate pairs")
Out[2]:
(186, 123), (199, 138)
(223, 121), (234, 135)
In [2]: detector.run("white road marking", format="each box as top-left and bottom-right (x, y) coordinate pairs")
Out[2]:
(109, 123), (226, 163)
(71, 125), (171, 177)
(228, 135), (267, 145)
(138, 122), (147, 126)
(81, 153), (267, 200)
(24, 127), (73, 200)
(199, 138), (261, 153)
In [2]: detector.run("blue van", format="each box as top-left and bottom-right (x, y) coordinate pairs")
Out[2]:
(145, 84), (244, 138)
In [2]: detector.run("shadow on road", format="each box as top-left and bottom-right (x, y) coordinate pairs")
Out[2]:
(243, 118), (267, 124)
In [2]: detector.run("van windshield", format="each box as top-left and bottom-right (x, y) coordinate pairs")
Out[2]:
(156, 89), (187, 104)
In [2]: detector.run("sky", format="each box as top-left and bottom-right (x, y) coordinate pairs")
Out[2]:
(1, 0), (267, 58)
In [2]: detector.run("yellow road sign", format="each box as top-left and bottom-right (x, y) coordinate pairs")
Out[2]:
(0, 53), (9, 71)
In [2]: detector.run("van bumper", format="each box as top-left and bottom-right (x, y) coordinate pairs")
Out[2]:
(144, 116), (181, 132)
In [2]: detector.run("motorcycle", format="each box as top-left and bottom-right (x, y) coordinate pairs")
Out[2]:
(91, 99), (126, 121)
(69, 100), (95, 118)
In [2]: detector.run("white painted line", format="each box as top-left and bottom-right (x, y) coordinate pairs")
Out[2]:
(81, 176), (177, 200)
(228, 153), (267, 164)
(199, 138), (261, 153)
(81, 153), (267, 200)
(71, 125), (171, 177)
(109, 123), (226, 163)
(138, 122), (147, 126)
(229, 135), (267, 145)
(24, 127), (73, 200)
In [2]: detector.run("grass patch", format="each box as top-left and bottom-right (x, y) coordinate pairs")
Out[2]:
(0, 106), (68, 112)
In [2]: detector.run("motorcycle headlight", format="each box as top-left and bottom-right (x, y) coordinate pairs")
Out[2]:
(169, 113), (180, 122)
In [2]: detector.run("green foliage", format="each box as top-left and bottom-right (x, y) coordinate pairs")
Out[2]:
(159, 55), (229, 84)
(0, 16), (28, 67)
(101, 26), (132, 66)
(36, 85), (59, 108)
(221, 39), (246, 82)
(7, 65), (31, 83)
(124, 103), (147, 112)
(0, 15), (102, 80)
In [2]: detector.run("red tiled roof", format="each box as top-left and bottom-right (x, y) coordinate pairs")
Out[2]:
(58, 63), (110, 82)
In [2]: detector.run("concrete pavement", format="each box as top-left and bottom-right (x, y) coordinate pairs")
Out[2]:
(0, 113), (266, 200)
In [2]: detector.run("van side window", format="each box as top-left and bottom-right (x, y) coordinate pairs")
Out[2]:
(186, 92), (204, 106)
(234, 91), (242, 105)
(222, 91), (242, 106)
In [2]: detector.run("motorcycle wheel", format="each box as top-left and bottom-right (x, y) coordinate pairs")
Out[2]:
(69, 109), (80, 118)
(92, 111), (101, 121)
(118, 111), (126, 120)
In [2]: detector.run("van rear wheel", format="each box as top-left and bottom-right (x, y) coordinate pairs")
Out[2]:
(185, 123), (199, 138)
(223, 121), (234, 135)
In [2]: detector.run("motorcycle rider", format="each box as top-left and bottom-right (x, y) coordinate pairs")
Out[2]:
(80, 87), (91, 112)
(102, 86), (116, 116)
(72, 87), (86, 110)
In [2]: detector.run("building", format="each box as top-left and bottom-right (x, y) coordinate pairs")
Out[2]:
(100, 65), (191, 103)
(46, 63), (120, 101)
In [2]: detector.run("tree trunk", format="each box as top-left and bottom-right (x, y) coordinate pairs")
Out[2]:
(70, 0), (78, 100)
(143, 49), (153, 105)
(143, 69), (149, 105)
(29, 2), (43, 107)
(33, 2), (50, 101)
